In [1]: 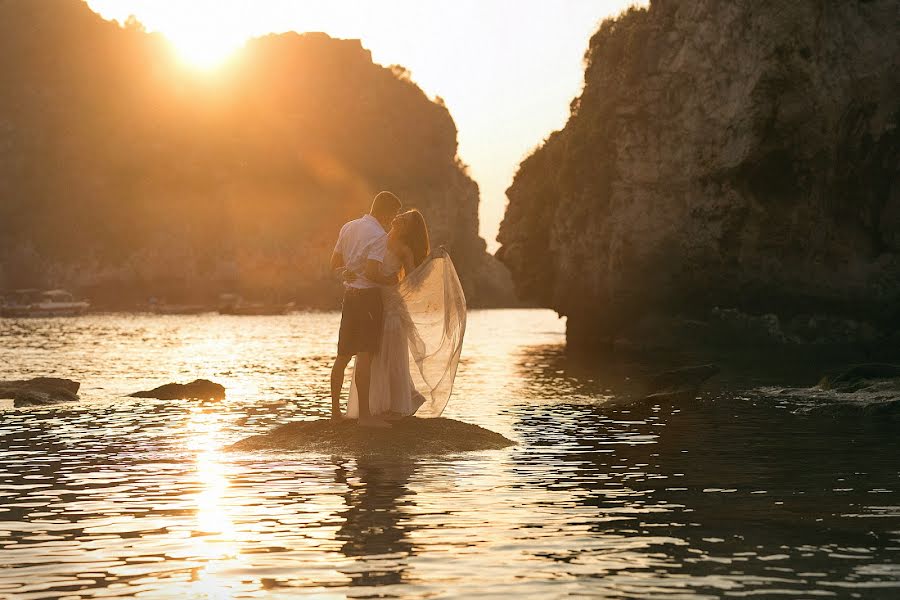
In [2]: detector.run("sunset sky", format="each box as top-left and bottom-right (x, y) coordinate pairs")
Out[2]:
(86, 0), (642, 251)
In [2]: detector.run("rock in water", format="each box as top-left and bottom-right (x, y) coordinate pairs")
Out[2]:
(819, 364), (900, 393)
(228, 417), (515, 455)
(497, 1), (900, 350)
(129, 379), (226, 400)
(14, 388), (80, 408)
(645, 364), (720, 401)
(0, 377), (81, 407)
(0, 377), (80, 397)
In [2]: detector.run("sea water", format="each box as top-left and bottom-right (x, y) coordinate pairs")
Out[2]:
(0, 310), (898, 598)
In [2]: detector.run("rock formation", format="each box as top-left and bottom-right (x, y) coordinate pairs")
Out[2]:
(229, 417), (515, 455)
(0, 0), (513, 308)
(0, 377), (81, 407)
(129, 379), (226, 400)
(818, 363), (900, 393)
(498, 0), (900, 349)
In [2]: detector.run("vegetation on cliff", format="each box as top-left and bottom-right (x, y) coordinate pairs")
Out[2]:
(0, 0), (513, 307)
(499, 0), (900, 349)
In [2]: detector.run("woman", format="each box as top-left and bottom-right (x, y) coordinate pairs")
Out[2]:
(346, 209), (466, 419)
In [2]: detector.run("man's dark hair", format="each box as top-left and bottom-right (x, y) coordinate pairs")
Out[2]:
(370, 191), (401, 216)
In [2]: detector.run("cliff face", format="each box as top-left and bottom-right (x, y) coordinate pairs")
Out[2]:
(499, 0), (900, 348)
(0, 0), (513, 307)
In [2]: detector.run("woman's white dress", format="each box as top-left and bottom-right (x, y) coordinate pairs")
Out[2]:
(346, 248), (466, 419)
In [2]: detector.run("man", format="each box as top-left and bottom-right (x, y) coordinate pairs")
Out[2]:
(330, 191), (401, 426)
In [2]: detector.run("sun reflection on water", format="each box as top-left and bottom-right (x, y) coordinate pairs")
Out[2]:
(184, 408), (243, 597)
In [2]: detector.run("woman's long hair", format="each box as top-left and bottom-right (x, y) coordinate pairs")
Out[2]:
(401, 209), (430, 268)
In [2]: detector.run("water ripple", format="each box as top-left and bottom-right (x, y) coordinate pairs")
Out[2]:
(0, 311), (898, 598)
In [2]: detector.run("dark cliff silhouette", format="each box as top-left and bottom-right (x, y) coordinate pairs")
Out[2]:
(498, 0), (900, 350)
(0, 0), (515, 308)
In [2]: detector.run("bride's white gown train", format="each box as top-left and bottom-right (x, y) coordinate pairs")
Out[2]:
(346, 248), (466, 419)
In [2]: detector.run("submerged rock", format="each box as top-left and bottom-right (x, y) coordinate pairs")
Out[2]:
(0, 377), (81, 407)
(645, 364), (720, 401)
(129, 379), (226, 400)
(228, 417), (515, 455)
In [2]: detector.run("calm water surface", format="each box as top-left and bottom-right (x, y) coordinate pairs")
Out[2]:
(0, 310), (898, 599)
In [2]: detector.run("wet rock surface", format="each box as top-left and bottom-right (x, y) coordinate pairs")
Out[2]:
(229, 417), (516, 455)
(761, 362), (900, 421)
(13, 388), (80, 408)
(819, 364), (900, 394)
(0, 377), (81, 407)
(129, 379), (226, 400)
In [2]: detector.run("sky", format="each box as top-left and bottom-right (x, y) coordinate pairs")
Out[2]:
(86, 0), (642, 252)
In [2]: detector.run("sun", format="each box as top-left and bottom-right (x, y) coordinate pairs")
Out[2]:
(86, 0), (252, 70)
(163, 26), (248, 70)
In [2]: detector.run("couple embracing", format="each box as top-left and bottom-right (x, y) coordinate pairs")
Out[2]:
(330, 191), (467, 428)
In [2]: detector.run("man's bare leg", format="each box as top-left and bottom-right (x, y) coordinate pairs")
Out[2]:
(330, 353), (352, 420)
(355, 351), (390, 428)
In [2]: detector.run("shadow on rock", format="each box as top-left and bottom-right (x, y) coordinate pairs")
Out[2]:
(228, 417), (515, 455)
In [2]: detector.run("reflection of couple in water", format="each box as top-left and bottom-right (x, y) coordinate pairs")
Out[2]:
(329, 191), (467, 428)
(334, 456), (417, 587)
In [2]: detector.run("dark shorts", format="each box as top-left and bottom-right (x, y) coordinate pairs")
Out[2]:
(337, 287), (383, 356)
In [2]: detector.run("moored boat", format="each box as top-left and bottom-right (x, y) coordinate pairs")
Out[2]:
(0, 289), (90, 317)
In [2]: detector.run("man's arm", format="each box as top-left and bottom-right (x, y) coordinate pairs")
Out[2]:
(331, 223), (350, 278)
(362, 234), (396, 285)
(330, 251), (345, 272)
(364, 259), (399, 286)
(331, 250), (352, 281)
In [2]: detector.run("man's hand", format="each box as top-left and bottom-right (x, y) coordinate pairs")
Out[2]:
(341, 268), (358, 283)
(364, 259), (398, 286)
(330, 251), (345, 278)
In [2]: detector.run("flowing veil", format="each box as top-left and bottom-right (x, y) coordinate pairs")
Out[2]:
(400, 248), (467, 418)
(346, 247), (466, 419)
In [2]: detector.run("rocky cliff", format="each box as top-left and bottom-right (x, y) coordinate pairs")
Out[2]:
(0, 0), (514, 308)
(498, 0), (900, 349)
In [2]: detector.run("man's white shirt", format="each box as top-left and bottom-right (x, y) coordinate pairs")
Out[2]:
(334, 214), (387, 289)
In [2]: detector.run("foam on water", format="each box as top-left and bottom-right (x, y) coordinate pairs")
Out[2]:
(755, 379), (900, 416)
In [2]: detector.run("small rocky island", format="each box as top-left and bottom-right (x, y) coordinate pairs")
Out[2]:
(498, 0), (900, 351)
(229, 418), (516, 455)
(128, 379), (226, 400)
